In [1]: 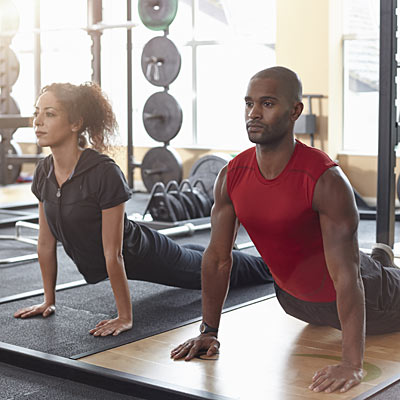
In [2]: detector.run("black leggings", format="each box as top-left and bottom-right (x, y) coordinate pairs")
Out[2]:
(123, 224), (273, 290)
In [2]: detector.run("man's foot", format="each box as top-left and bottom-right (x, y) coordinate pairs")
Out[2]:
(370, 243), (397, 268)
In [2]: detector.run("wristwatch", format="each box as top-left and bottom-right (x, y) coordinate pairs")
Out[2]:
(199, 321), (218, 335)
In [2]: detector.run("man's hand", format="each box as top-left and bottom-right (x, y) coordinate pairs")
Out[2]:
(170, 334), (220, 361)
(14, 303), (55, 319)
(89, 317), (132, 337)
(309, 363), (364, 393)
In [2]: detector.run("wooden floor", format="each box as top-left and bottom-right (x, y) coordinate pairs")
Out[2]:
(80, 297), (400, 400)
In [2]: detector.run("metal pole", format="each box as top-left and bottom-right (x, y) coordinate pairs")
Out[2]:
(127, 0), (134, 188)
(376, 0), (398, 246)
(33, 0), (41, 98)
(87, 0), (102, 85)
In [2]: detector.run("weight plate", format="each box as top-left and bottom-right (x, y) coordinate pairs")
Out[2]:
(138, 0), (178, 31)
(168, 192), (189, 220)
(0, 47), (20, 87)
(143, 91), (182, 143)
(0, 0), (20, 38)
(179, 179), (204, 218)
(183, 190), (204, 218)
(0, 140), (22, 184)
(189, 153), (233, 201)
(0, 95), (20, 137)
(193, 186), (212, 216)
(141, 146), (183, 192)
(179, 191), (198, 219)
(148, 192), (176, 222)
(141, 36), (181, 87)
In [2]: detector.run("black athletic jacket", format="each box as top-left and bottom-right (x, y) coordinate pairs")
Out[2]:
(32, 148), (142, 283)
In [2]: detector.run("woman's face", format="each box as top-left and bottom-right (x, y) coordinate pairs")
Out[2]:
(33, 91), (77, 149)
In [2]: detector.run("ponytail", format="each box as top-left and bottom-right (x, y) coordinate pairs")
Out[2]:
(38, 82), (118, 153)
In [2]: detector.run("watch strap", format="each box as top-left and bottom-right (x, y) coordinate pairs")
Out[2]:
(200, 321), (218, 334)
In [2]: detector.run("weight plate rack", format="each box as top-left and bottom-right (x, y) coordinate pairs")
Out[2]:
(0, 0), (42, 186)
(137, 0), (183, 193)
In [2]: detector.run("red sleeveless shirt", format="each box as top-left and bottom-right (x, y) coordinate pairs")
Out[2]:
(227, 140), (338, 302)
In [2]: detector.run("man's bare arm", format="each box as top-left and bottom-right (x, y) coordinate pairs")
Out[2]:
(171, 165), (239, 360)
(310, 166), (364, 393)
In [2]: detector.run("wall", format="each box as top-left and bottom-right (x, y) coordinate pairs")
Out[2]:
(275, 0), (343, 160)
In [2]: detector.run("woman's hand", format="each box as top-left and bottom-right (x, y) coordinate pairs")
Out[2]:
(14, 303), (55, 319)
(89, 316), (132, 337)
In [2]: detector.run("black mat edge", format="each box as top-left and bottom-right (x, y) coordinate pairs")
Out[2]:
(72, 293), (276, 360)
(352, 373), (400, 399)
(0, 341), (234, 400)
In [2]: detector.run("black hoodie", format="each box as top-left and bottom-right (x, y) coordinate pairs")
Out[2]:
(32, 148), (140, 283)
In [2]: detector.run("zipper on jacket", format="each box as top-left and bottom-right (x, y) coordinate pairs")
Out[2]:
(56, 187), (61, 198)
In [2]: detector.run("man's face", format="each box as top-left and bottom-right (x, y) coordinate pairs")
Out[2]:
(244, 77), (293, 146)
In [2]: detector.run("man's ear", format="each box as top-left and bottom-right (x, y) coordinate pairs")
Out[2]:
(291, 102), (304, 122)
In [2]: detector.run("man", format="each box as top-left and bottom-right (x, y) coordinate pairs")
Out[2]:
(171, 66), (400, 394)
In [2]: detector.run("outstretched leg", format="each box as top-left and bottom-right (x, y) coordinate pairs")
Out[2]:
(123, 224), (272, 289)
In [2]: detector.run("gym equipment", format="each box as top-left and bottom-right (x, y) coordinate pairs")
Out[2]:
(134, 4), (182, 192)
(138, 0), (178, 31)
(141, 36), (181, 87)
(293, 94), (323, 147)
(0, 3), (42, 186)
(0, 0), (20, 37)
(142, 182), (183, 222)
(355, 187), (400, 221)
(142, 91), (182, 142)
(179, 179), (206, 219)
(0, 140), (21, 185)
(0, 279), (87, 305)
(0, 95), (20, 136)
(0, 47), (19, 87)
(189, 153), (233, 201)
(191, 179), (212, 215)
(142, 178), (212, 223)
(0, 221), (38, 265)
(166, 180), (191, 220)
(376, 0), (398, 246)
(140, 146), (183, 192)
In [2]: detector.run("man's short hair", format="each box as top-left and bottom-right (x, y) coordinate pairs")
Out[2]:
(251, 66), (303, 103)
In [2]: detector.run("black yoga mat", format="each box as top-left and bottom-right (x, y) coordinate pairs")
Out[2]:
(0, 278), (274, 359)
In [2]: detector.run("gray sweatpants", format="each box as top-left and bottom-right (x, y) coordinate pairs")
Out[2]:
(275, 251), (400, 335)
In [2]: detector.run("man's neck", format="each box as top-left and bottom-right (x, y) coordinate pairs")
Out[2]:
(255, 136), (296, 180)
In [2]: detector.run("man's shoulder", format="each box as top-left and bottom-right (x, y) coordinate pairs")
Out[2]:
(229, 146), (255, 166)
(295, 140), (336, 167)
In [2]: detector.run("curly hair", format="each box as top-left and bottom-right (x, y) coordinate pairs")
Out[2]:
(38, 82), (118, 153)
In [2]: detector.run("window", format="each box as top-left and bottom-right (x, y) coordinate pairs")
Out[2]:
(5, 0), (276, 150)
(342, 0), (380, 154)
(5, 0), (91, 143)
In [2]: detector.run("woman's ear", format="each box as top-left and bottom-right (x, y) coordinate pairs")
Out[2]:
(71, 118), (83, 133)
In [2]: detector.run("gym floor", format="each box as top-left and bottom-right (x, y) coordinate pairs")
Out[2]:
(1, 184), (400, 399)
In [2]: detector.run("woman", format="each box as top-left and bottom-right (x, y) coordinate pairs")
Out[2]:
(14, 82), (272, 337)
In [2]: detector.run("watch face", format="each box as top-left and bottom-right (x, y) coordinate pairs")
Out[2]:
(200, 322), (206, 333)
